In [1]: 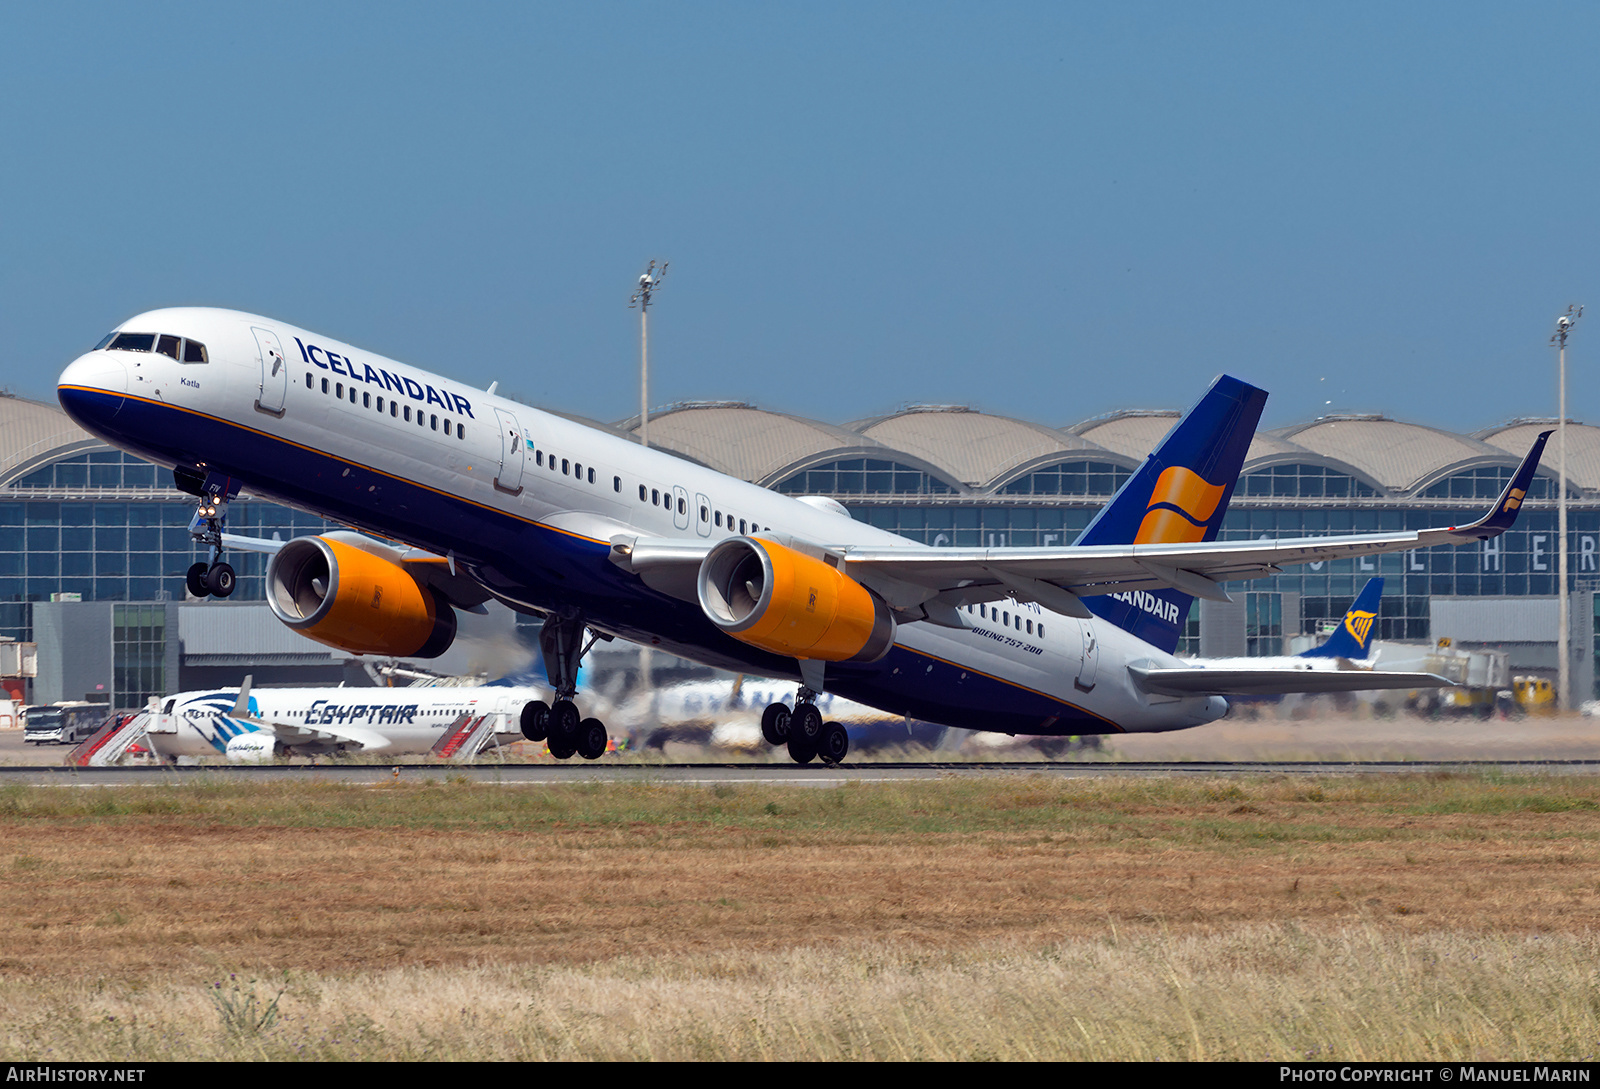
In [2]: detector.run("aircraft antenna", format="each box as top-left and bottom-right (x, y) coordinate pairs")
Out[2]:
(1552, 305), (1583, 710)
(629, 260), (668, 448)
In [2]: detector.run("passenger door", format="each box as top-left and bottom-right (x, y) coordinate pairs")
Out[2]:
(672, 484), (690, 531)
(493, 408), (525, 495)
(252, 328), (288, 416)
(1076, 619), (1100, 691)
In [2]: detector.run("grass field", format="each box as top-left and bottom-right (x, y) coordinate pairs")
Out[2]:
(3, 772), (1599, 1060)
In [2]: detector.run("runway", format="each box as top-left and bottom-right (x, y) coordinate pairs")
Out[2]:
(4, 758), (1600, 786)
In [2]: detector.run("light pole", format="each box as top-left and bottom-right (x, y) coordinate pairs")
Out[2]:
(630, 261), (667, 449)
(1553, 305), (1582, 710)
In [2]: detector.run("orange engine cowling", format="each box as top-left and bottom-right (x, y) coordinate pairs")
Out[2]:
(697, 537), (895, 662)
(266, 536), (457, 658)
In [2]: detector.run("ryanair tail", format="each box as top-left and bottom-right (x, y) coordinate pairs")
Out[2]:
(1298, 577), (1383, 660)
(1076, 374), (1268, 653)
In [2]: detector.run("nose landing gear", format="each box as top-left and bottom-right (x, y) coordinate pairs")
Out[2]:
(181, 471), (242, 599)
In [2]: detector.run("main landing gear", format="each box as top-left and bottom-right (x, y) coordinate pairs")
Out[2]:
(520, 612), (612, 761)
(760, 687), (849, 766)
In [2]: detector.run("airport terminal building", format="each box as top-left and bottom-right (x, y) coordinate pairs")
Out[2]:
(4, 389), (1597, 705)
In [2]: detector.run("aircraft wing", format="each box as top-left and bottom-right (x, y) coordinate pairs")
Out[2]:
(841, 432), (1548, 618)
(1128, 664), (1451, 697)
(614, 432), (1550, 622)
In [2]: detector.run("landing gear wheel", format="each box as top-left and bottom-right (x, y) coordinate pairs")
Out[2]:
(186, 562), (211, 598)
(520, 700), (550, 742)
(786, 731), (817, 764)
(791, 703), (823, 745)
(817, 721), (849, 765)
(204, 562), (236, 598)
(760, 703), (791, 746)
(577, 718), (608, 760)
(548, 699), (581, 754)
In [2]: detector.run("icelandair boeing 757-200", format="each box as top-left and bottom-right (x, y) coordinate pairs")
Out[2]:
(56, 309), (1549, 764)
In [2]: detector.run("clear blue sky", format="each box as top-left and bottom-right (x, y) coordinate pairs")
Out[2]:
(4, 2), (1597, 433)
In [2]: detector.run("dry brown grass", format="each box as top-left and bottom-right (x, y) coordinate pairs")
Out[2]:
(3, 773), (1600, 1058)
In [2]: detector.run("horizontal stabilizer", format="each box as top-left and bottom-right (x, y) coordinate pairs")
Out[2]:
(1129, 664), (1451, 697)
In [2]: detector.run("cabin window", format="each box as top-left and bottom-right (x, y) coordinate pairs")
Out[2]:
(404, 406), (411, 421)
(363, 392), (371, 408)
(417, 410), (425, 427)
(639, 484), (647, 501)
(588, 468), (595, 484)
(1038, 624), (1045, 638)
(739, 519), (747, 534)
(349, 387), (357, 404)
(715, 512), (722, 527)
(700, 505), (708, 522)
(430, 414), (438, 431)
(376, 396), (384, 412)
(652, 489), (660, 506)
(306, 374), (313, 389)
(1026, 619), (1033, 634)
(677, 497), (686, 515)
(336, 382), (344, 398)
(614, 476), (622, 493)
(390, 401), (398, 417)
(321, 378), (329, 394)
(562, 459), (570, 475)
(458, 423), (465, 439)
(574, 462), (582, 478)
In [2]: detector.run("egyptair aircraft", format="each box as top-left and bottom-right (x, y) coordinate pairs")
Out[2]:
(143, 679), (553, 762)
(56, 309), (1549, 764)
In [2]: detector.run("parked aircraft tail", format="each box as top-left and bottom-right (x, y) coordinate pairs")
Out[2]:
(1298, 576), (1383, 659)
(1076, 374), (1268, 653)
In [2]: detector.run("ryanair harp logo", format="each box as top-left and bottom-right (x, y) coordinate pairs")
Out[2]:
(1503, 487), (1525, 512)
(1134, 466), (1227, 545)
(1344, 609), (1377, 647)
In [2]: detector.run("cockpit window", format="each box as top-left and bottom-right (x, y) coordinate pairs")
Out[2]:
(182, 339), (207, 364)
(93, 333), (115, 351)
(157, 335), (181, 360)
(107, 333), (155, 353)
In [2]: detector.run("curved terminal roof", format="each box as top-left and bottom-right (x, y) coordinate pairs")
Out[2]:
(1478, 420), (1600, 492)
(620, 402), (901, 486)
(0, 394), (103, 487)
(1272, 416), (1523, 494)
(852, 405), (1121, 489)
(1067, 411), (1181, 463)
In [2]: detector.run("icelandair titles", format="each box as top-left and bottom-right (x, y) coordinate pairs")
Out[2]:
(295, 338), (475, 418)
(1107, 589), (1182, 626)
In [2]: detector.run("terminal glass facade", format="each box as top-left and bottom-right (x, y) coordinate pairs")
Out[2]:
(0, 451), (335, 644)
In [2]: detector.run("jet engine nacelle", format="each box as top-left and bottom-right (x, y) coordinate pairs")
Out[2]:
(697, 537), (896, 663)
(266, 536), (457, 658)
(224, 733), (276, 763)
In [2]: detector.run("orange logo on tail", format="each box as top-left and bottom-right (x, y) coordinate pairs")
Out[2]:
(1134, 467), (1226, 544)
(1503, 487), (1525, 512)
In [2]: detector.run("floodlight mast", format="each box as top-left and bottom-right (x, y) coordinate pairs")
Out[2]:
(1553, 305), (1583, 711)
(630, 261), (668, 449)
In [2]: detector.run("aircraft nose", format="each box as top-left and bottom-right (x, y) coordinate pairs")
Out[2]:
(57, 351), (129, 427)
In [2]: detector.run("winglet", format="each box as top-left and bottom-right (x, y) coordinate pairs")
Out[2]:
(1448, 431), (1552, 540)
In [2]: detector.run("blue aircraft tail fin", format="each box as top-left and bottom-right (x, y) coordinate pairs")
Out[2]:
(1299, 577), (1383, 659)
(1076, 374), (1268, 653)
